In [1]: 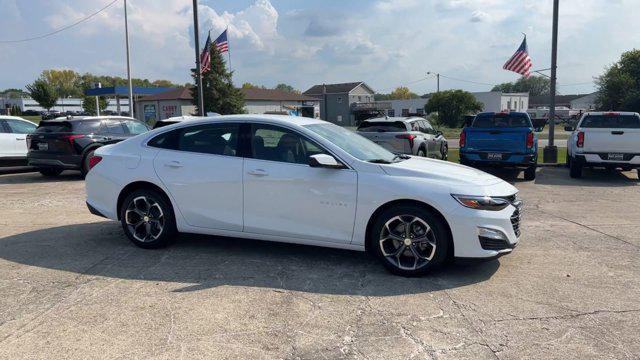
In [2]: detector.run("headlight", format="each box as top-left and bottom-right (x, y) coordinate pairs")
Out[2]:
(451, 194), (510, 211)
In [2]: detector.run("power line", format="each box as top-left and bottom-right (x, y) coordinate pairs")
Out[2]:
(0, 0), (120, 44)
(438, 74), (496, 87)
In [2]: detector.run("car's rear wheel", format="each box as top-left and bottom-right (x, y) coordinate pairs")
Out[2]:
(441, 144), (448, 160)
(120, 189), (177, 249)
(39, 168), (63, 177)
(523, 165), (536, 181)
(569, 157), (583, 178)
(417, 148), (426, 157)
(370, 205), (449, 276)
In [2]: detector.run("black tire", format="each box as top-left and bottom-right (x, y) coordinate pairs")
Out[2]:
(569, 157), (583, 178)
(119, 189), (177, 249)
(417, 148), (426, 157)
(441, 144), (448, 160)
(81, 149), (96, 177)
(523, 165), (536, 181)
(565, 153), (571, 168)
(637, 169), (640, 180)
(39, 168), (63, 177)
(370, 205), (450, 276)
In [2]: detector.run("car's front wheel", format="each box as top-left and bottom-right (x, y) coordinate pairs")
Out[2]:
(120, 189), (177, 249)
(569, 157), (583, 178)
(370, 205), (449, 276)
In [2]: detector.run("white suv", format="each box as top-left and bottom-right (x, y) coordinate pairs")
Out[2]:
(0, 116), (37, 165)
(566, 111), (640, 178)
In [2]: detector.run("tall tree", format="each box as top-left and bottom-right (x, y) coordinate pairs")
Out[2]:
(425, 90), (483, 127)
(274, 83), (299, 94)
(596, 49), (640, 112)
(42, 69), (82, 97)
(491, 75), (551, 96)
(191, 46), (245, 115)
(82, 95), (109, 115)
(375, 87), (420, 100)
(26, 79), (58, 111)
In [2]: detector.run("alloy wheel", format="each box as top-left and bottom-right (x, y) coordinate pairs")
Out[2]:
(125, 196), (165, 242)
(378, 215), (437, 271)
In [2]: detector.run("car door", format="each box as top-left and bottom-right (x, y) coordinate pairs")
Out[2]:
(243, 123), (358, 244)
(5, 119), (37, 157)
(0, 120), (13, 158)
(152, 122), (244, 231)
(416, 120), (434, 157)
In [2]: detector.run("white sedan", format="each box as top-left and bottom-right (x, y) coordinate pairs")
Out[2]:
(86, 115), (521, 276)
(0, 116), (37, 163)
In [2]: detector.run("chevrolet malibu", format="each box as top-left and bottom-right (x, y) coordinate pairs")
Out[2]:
(85, 115), (522, 276)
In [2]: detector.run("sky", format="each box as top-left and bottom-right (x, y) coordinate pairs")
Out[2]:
(0, 0), (638, 95)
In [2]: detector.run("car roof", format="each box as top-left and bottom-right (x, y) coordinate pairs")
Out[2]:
(0, 115), (33, 121)
(42, 116), (138, 122)
(477, 111), (528, 116)
(161, 114), (327, 127)
(362, 117), (423, 123)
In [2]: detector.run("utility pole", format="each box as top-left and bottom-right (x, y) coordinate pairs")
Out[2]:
(192, 0), (204, 116)
(427, 72), (440, 92)
(94, 82), (102, 116)
(543, 0), (559, 163)
(124, 0), (134, 117)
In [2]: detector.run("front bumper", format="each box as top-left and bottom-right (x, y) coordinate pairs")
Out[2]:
(460, 150), (536, 168)
(447, 201), (522, 259)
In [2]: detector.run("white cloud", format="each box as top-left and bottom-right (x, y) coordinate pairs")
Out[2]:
(375, 0), (420, 12)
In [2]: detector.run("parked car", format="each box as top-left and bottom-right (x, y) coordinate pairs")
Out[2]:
(27, 116), (149, 177)
(22, 110), (41, 116)
(0, 116), (38, 165)
(356, 117), (448, 159)
(85, 115), (521, 276)
(566, 111), (640, 179)
(459, 111), (538, 180)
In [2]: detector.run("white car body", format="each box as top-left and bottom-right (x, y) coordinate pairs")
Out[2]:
(0, 116), (37, 160)
(86, 115), (520, 259)
(567, 111), (640, 167)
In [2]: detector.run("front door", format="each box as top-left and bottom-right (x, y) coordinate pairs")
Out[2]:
(152, 122), (244, 231)
(243, 123), (358, 244)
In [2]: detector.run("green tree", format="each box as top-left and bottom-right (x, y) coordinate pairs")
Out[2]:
(274, 83), (299, 94)
(390, 86), (419, 100)
(425, 90), (483, 127)
(26, 79), (58, 111)
(42, 69), (82, 97)
(191, 46), (245, 115)
(82, 95), (109, 115)
(491, 75), (551, 96)
(241, 82), (266, 89)
(596, 49), (640, 112)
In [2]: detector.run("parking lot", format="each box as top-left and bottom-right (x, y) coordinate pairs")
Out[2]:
(0, 168), (639, 359)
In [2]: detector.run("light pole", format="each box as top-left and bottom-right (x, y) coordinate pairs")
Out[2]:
(543, 0), (559, 163)
(427, 72), (440, 93)
(94, 82), (102, 116)
(124, 0), (134, 117)
(192, 0), (204, 116)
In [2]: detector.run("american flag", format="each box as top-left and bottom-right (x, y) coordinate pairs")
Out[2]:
(214, 29), (229, 54)
(200, 33), (212, 74)
(503, 36), (532, 78)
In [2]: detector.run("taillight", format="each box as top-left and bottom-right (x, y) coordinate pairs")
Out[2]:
(577, 131), (584, 148)
(88, 155), (102, 170)
(459, 131), (466, 148)
(526, 132), (534, 148)
(61, 134), (85, 146)
(395, 134), (416, 148)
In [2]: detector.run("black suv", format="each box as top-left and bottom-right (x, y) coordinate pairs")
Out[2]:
(27, 116), (149, 177)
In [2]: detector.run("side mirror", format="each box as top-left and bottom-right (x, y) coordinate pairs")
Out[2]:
(564, 126), (574, 131)
(309, 154), (345, 169)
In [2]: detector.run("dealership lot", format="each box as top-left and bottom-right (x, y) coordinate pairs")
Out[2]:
(0, 169), (639, 359)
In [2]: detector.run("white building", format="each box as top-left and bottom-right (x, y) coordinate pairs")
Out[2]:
(570, 93), (598, 110)
(0, 96), (130, 113)
(380, 91), (530, 117)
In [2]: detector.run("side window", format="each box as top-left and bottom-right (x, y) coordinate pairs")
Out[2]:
(178, 123), (239, 156)
(6, 120), (37, 134)
(250, 124), (325, 164)
(410, 121), (420, 131)
(420, 120), (434, 134)
(123, 120), (149, 135)
(102, 119), (126, 135)
(0, 121), (8, 133)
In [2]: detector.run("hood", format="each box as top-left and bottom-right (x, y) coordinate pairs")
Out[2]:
(381, 157), (517, 194)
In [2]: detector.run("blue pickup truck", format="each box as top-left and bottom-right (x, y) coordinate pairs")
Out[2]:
(459, 111), (538, 180)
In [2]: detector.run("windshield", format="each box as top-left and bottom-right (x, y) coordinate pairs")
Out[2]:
(357, 121), (407, 132)
(580, 115), (640, 129)
(472, 114), (532, 128)
(305, 123), (398, 163)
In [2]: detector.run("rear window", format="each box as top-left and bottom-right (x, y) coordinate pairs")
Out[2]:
(357, 121), (407, 132)
(35, 122), (72, 133)
(580, 114), (640, 129)
(472, 114), (532, 128)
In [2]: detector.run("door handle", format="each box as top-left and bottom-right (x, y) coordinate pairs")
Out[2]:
(611, 131), (624, 135)
(247, 169), (268, 177)
(103, 137), (112, 141)
(164, 161), (183, 168)
(15, 138), (25, 141)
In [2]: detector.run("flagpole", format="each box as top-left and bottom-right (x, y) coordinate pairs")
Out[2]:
(226, 27), (232, 73)
(192, 0), (204, 116)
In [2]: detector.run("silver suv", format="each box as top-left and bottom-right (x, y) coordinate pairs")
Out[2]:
(356, 117), (448, 159)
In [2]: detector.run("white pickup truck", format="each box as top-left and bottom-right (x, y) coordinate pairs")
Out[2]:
(566, 111), (640, 179)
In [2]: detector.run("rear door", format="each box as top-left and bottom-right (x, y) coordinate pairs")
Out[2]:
(5, 119), (37, 156)
(418, 120), (437, 156)
(579, 114), (640, 154)
(152, 122), (244, 231)
(0, 120), (13, 158)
